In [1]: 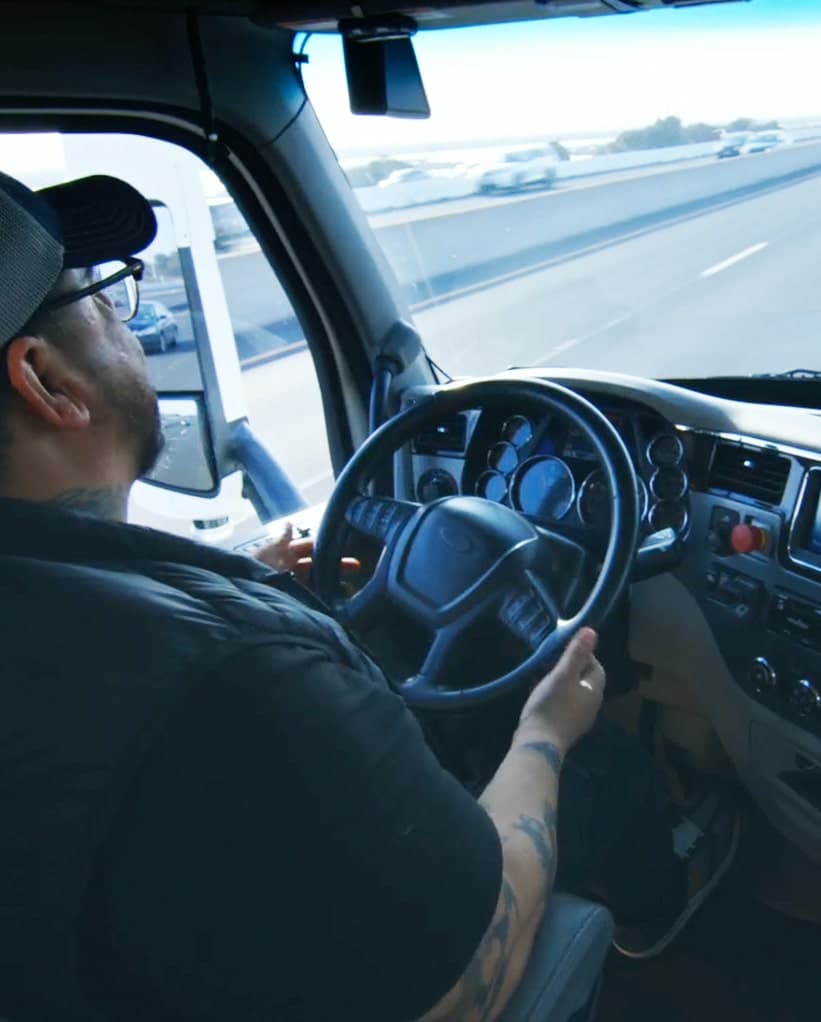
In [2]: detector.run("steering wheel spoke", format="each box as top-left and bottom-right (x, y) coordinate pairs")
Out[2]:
(533, 524), (600, 617)
(500, 575), (562, 651)
(344, 496), (418, 544)
(336, 576), (386, 630)
(398, 625), (468, 705)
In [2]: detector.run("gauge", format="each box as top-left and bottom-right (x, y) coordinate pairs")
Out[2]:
(476, 470), (508, 503)
(647, 433), (684, 467)
(577, 469), (648, 527)
(577, 469), (610, 528)
(649, 501), (689, 534)
(511, 456), (575, 520)
(416, 468), (458, 503)
(562, 425), (597, 462)
(650, 466), (688, 502)
(488, 441), (519, 475)
(502, 415), (534, 449)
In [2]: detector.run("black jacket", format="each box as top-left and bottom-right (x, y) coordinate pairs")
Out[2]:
(0, 499), (389, 1020)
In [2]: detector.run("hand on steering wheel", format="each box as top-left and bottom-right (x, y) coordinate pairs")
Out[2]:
(254, 523), (360, 588)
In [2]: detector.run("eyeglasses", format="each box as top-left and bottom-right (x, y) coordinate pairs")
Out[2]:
(41, 258), (144, 323)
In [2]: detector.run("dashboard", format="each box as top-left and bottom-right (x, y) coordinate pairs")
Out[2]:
(399, 370), (821, 864)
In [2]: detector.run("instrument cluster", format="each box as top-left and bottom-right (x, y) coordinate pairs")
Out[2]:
(465, 404), (690, 537)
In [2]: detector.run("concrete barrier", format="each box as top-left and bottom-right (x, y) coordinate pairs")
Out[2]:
(372, 141), (821, 304)
(351, 129), (821, 214)
(199, 139), (821, 367)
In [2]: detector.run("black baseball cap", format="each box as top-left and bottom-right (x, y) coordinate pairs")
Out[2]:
(0, 171), (157, 345)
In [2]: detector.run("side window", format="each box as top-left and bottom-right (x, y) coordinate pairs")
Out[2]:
(3, 132), (333, 539)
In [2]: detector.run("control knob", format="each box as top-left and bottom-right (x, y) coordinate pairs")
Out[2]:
(749, 657), (778, 693)
(790, 678), (821, 719)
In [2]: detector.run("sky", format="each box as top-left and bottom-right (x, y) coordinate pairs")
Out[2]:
(302, 0), (821, 154)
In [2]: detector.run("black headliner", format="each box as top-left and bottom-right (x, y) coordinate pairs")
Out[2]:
(0, 0), (751, 32)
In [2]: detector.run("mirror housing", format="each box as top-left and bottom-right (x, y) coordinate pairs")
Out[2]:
(339, 15), (430, 118)
(141, 394), (218, 495)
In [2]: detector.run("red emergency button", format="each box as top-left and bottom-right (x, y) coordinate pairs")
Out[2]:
(730, 523), (767, 554)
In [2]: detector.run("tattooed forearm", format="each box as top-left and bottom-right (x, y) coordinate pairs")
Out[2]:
(516, 740), (563, 775)
(421, 877), (520, 1022)
(50, 486), (129, 521)
(423, 732), (563, 1021)
(513, 811), (558, 880)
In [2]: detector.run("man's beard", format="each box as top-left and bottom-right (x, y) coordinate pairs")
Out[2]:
(104, 373), (165, 480)
(134, 396), (165, 478)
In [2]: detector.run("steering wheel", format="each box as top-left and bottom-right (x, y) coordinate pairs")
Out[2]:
(313, 377), (641, 709)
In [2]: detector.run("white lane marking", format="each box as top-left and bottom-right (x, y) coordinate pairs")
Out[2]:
(700, 241), (768, 278)
(540, 313), (633, 363)
(546, 338), (581, 357)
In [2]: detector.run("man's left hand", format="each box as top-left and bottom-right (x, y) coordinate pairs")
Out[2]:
(254, 523), (360, 589)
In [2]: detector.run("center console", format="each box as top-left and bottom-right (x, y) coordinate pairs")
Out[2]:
(682, 435), (821, 741)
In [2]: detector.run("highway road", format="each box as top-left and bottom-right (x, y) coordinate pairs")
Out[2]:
(415, 167), (821, 379)
(139, 155), (821, 510)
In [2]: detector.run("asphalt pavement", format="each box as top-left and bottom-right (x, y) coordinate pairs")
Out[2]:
(415, 168), (821, 380)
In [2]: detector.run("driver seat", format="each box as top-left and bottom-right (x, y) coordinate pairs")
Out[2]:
(498, 893), (614, 1022)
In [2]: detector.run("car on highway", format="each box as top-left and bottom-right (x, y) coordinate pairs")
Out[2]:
(718, 130), (785, 158)
(2, 2), (821, 1022)
(477, 145), (559, 192)
(128, 300), (179, 354)
(743, 130), (785, 154)
(378, 166), (430, 187)
(716, 132), (749, 157)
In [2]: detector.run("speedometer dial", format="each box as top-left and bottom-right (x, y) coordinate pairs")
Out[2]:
(511, 456), (575, 520)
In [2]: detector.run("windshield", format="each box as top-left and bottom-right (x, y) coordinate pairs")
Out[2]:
(304, 0), (821, 379)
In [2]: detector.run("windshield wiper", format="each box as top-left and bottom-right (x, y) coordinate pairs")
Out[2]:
(752, 369), (821, 380)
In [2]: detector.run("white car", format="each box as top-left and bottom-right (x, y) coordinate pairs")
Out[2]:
(742, 131), (786, 154)
(477, 146), (559, 193)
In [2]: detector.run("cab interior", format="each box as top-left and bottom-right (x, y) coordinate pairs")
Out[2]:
(1, 0), (820, 1019)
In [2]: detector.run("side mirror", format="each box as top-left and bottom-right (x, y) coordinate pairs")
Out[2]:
(142, 394), (218, 494)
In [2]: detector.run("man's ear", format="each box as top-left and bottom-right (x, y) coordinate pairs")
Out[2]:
(4, 336), (91, 431)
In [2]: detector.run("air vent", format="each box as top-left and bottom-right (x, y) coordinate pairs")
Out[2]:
(708, 442), (790, 505)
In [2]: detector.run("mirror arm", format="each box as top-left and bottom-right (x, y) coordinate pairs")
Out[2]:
(229, 419), (307, 525)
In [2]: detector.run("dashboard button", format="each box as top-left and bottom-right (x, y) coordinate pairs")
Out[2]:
(707, 506), (740, 556)
(730, 523), (768, 555)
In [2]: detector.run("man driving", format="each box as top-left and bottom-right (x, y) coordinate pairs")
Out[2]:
(0, 171), (737, 1022)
